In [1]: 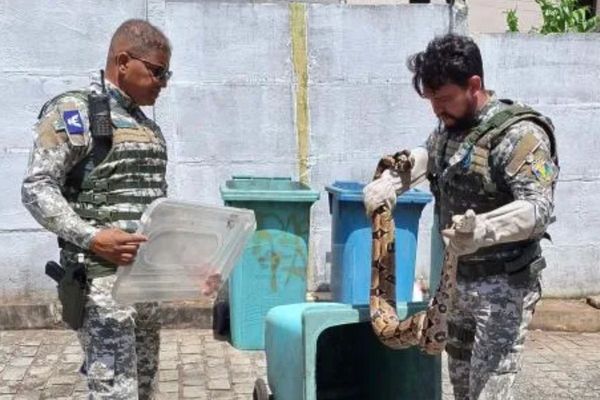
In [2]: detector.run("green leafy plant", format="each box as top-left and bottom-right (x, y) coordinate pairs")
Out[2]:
(505, 0), (599, 33)
(536, 0), (599, 33)
(505, 8), (520, 32)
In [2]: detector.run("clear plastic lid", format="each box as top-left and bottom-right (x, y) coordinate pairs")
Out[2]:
(112, 198), (256, 304)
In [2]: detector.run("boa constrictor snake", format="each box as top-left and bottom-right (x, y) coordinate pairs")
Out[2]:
(369, 151), (476, 354)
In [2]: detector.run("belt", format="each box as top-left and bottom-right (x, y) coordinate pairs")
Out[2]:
(457, 241), (542, 280)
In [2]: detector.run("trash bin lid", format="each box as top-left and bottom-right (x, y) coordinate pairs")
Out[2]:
(325, 181), (432, 204)
(112, 198), (256, 304)
(220, 176), (320, 202)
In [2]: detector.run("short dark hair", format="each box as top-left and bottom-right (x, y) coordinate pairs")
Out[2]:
(408, 34), (484, 97)
(109, 19), (171, 58)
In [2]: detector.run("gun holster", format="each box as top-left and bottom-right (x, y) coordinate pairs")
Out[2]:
(46, 260), (89, 330)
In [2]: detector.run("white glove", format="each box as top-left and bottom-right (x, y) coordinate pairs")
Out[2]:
(441, 200), (536, 256)
(363, 147), (428, 216)
(441, 210), (483, 255)
(363, 169), (403, 217)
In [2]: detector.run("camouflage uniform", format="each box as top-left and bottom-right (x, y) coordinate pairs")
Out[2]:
(22, 76), (167, 400)
(425, 92), (558, 400)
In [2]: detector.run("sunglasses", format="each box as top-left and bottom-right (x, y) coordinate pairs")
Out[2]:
(128, 53), (172, 82)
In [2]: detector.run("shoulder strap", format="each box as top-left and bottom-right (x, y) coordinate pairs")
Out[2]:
(476, 104), (557, 165)
(46, 88), (114, 195)
(37, 90), (88, 119)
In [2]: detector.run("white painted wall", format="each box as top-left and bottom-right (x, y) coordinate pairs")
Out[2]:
(480, 34), (600, 297)
(304, 4), (465, 287)
(1, 1), (597, 300)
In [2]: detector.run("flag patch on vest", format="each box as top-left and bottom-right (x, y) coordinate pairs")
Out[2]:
(461, 148), (473, 169)
(62, 110), (84, 135)
(531, 159), (555, 184)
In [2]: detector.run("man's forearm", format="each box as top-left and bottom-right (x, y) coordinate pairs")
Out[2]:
(22, 175), (99, 249)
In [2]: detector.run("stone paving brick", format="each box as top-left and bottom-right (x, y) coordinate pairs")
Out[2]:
(207, 378), (231, 390)
(14, 348), (36, 358)
(1, 367), (27, 381)
(181, 345), (201, 355)
(181, 354), (203, 364)
(160, 369), (179, 382)
(15, 391), (42, 400)
(159, 381), (179, 393)
(0, 381), (19, 394)
(182, 385), (208, 399)
(9, 358), (34, 368)
(40, 384), (72, 398)
(160, 360), (179, 370)
(0, 329), (597, 398)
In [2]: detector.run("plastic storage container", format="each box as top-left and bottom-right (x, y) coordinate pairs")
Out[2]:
(220, 176), (320, 350)
(112, 199), (256, 304)
(258, 302), (441, 400)
(325, 181), (432, 306)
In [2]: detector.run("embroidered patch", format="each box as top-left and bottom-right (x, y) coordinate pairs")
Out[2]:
(531, 158), (555, 184)
(461, 148), (473, 170)
(506, 133), (542, 177)
(62, 110), (84, 135)
(36, 110), (67, 149)
(111, 116), (138, 129)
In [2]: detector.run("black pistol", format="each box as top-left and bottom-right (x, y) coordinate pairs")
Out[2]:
(87, 69), (113, 165)
(45, 261), (65, 283)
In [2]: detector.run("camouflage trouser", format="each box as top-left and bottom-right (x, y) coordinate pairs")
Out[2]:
(77, 275), (161, 400)
(446, 272), (541, 400)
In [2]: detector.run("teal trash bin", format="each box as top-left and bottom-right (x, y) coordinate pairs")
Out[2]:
(257, 302), (441, 400)
(220, 176), (320, 350)
(325, 181), (432, 306)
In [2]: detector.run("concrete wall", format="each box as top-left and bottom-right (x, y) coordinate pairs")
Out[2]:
(0, 0), (598, 299)
(305, 4), (465, 287)
(480, 34), (600, 297)
(152, 1), (464, 291)
(291, 0), (544, 33)
(0, 1), (461, 299)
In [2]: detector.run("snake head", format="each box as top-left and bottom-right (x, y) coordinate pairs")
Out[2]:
(372, 150), (412, 180)
(392, 150), (413, 173)
(453, 209), (477, 234)
(373, 155), (396, 180)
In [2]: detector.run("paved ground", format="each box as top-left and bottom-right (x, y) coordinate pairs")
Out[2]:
(442, 330), (600, 400)
(1, 329), (599, 399)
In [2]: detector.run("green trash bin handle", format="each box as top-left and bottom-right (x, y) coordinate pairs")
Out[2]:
(231, 175), (292, 181)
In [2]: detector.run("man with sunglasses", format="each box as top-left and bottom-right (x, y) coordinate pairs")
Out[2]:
(22, 19), (172, 399)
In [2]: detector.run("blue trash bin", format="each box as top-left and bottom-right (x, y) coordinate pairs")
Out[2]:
(325, 181), (432, 306)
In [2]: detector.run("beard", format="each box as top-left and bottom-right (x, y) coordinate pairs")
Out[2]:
(440, 95), (479, 132)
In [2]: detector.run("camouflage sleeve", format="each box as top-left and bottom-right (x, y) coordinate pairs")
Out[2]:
(21, 98), (100, 249)
(492, 120), (559, 237)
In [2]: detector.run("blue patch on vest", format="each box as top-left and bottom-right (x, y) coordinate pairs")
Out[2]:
(62, 110), (84, 135)
(461, 148), (473, 169)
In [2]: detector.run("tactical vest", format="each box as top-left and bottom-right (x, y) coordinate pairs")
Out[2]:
(428, 100), (557, 263)
(45, 90), (168, 278)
